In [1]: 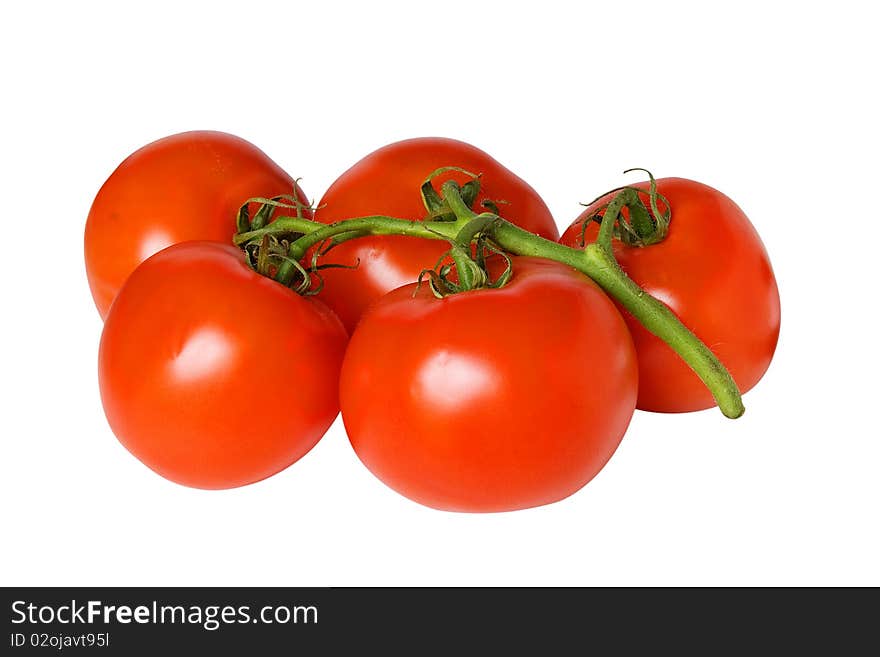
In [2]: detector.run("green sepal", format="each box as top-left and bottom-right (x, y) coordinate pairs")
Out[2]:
(250, 198), (276, 230)
(627, 199), (655, 240)
(236, 203), (251, 234)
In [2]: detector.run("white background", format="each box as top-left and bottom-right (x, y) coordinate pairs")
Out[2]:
(1, 1), (877, 586)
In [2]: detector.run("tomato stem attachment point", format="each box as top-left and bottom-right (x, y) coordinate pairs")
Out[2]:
(580, 169), (672, 248)
(420, 167), (481, 221)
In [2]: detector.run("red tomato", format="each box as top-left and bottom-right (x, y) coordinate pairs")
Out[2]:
(314, 137), (560, 332)
(560, 177), (780, 413)
(339, 256), (637, 512)
(98, 242), (347, 489)
(85, 131), (307, 319)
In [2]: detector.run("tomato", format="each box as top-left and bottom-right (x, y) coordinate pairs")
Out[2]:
(314, 137), (560, 332)
(560, 177), (780, 413)
(339, 256), (637, 512)
(85, 130), (307, 319)
(98, 241), (347, 489)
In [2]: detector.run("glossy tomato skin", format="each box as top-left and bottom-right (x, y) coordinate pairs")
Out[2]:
(560, 177), (780, 413)
(85, 131), (307, 319)
(339, 257), (637, 512)
(314, 137), (560, 332)
(98, 242), (347, 489)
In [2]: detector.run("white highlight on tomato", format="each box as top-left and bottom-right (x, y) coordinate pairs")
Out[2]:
(413, 350), (498, 411)
(170, 327), (234, 382)
(138, 229), (174, 263)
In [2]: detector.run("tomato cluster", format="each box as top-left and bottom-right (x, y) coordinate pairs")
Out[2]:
(85, 131), (780, 511)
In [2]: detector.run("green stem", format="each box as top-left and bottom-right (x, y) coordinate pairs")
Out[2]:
(596, 188), (639, 250)
(251, 191), (744, 418)
(233, 216), (322, 246)
(275, 215), (468, 285)
(442, 180), (479, 223)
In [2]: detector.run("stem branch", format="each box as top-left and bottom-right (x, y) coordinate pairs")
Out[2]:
(238, 188), (744, 418)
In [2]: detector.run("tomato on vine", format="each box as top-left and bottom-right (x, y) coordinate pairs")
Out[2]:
(313, 137), (560, 332)
(339, 256), (638, 512)
(98, 241), (347, 489)
(85, 131), (307, 318)
(560, 176), (780, 413)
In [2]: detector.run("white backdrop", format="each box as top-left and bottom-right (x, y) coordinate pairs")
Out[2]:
(1, 1), (877, 586)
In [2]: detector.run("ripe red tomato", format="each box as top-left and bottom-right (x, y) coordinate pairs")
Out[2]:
(98, 241), (347, 489)
(85, 131), (307, 319)
(339, 256), (637, 512)
(560, 177), (780, 413)
(314, 137), (560, 332)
